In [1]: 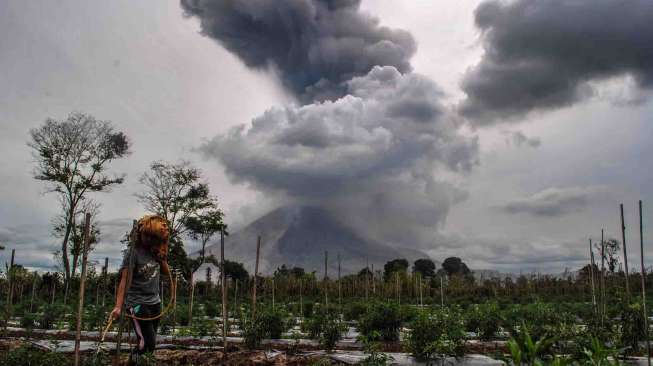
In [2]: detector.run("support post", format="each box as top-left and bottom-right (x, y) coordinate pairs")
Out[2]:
(640, 200), (651, 366)
(252, 236), (260, 319)
(338, 253), (342, 311)
(589, 239), (597, 314)
(601, 229), (606, 324)
(74, 213), (91, 366)
(324, 251), (328, 306)
(440, 275), (444, 307)
(622, 204), (631, 298)
(221, 229), (228, 355)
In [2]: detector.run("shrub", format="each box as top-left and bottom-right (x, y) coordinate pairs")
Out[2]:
(303, 307), (345, 351)
(619, 301), (647, 353)
(358, 302), (403, 342)
(465, 301), (502, 340)
(20, 312), (38, 329)
(407, 307), (466, 361)
(0, 344), (69, 366)
(343, 301), (367, 321)
(241, 306), (289, 349)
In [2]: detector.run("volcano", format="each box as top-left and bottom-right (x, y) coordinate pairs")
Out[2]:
(198, 205), (428, 276)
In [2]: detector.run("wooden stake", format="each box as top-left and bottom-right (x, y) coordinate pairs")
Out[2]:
(299, 278), (303, 319)
(221, 229), (228, 355)
(252, 236), (261, 319)
(440, 275), (444, 307)
(365, 258), (369, 301)
(102, 257), (108, 307)
(30, 275), (37, 313)
(622, 204), (631, 298)
(74, 213), (91, 366)
(189, 271), (195, 327)
(324, 251), (328, 306)
(6, 248), (15, 324)
(338, 253), (342, 311)
(395, 272), (400, 304)
(272, 277), (276, 310)
(601, 229), (606, 324)
(589, 239), (597, 314)
(371, 264), (375, 296)
(640, 200), (651, 366)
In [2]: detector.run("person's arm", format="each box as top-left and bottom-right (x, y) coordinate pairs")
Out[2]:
(110, 268), (128, 319)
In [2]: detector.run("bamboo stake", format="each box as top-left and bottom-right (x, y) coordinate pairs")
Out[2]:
(440, 275), (444, 307)
(365, 258), (369, 301)
(589, 239), (597, 314)
(601, 229), (606, 324)
(272, 277), (276, 310)
(371, 264), (375, 296)
(102, 257), (108, 307)
(324, 251), (328, 306)
(30, 275), (37, 313)
(338, 253), (342, 311)
(74, 213), (91, 366)
(622, 204), (631, 298)
(221, 229), (228, 355)
(6, 248), (15, 325)
(395, 272), (400, 304)
(640, 200), (651, 366)
(299, 278), (303, 319)
(189, 272), (195, 327)
(252, 236), (261, 319)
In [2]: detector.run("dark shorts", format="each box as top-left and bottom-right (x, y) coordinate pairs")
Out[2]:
(128, 302), (161, 355)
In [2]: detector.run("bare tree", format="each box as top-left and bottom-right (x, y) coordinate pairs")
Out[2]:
(28, 112), (130, 285)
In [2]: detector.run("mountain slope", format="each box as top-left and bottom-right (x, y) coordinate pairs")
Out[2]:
(200, 205), (427, 275)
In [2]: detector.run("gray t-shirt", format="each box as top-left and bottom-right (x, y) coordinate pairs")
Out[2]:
(120, 247), (161, 308)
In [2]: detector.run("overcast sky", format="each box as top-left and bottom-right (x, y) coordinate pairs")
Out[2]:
(1, 0), (652, 274)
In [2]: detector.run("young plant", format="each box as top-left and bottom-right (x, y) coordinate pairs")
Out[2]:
(359, 331), (393, 366)
(407, 307), (466, 361)
(358, 302), (403, 342)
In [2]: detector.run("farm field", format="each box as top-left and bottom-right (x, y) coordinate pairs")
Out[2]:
(2, 264), (652, 365)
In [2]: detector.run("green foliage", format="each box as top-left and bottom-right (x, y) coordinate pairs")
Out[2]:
(0, 344), (69, 366)
(465, 301), (502, 340)
(358, 302), (403, 342)
(618, 301), (646, 353)
(413, 259), (436, 278)
(241, 306), (289, 349)
(303, 306), (345, 351)
(581, 337), (623, 366)
(20, 312), (38, 329)
(359, 331), (393, 366)
(407, 307), (466, 361)
(506, 324), (556, 366)
(383, 259), (409, 280)
(343, 301), (367, 321)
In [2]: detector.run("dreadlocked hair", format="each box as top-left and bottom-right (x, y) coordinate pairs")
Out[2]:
(135, 215), (169, 262)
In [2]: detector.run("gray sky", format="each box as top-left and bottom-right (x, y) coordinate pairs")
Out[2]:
(1, 0), (652, 274)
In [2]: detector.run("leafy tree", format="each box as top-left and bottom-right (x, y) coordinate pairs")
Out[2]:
(358, 267), (373, 278)
(383, 259), (408, 281)
(441, 257), (471, 277)
(52, 199), (101, 278)
(413, 258), (436, 278)
(184, 208), (226, 265)
(28, 112), (130, 285)
(291, 267), (305, 278)
(595, 238), (620, 273)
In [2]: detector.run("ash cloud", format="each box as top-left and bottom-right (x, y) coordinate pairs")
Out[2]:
(180, 0), (416, 103)
(460, 0), (653, 124)
(499, 186), (604, 217)
(200, 66), (478, 248)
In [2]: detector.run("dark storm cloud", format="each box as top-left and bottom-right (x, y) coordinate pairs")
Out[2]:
(460, 0), (653, 124)
(200, 66), (478, 248)
(503, 130), (541, 148)
(180, 0), (416, 103)
(500, 186), (603, 217)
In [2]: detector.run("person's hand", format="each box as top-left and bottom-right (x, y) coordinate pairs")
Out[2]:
(110, 306), (122, 320)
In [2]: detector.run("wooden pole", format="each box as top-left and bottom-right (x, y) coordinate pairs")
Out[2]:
(371, 264), (375, 296)
(338, 253), (342, 311)
(440, 275), (444, 307)
(233, 280), (238, 317)
(622, 204), (631, 299)
(221, 229), (228, 355)
(272, 277), (276, 310)
(640, 200), (651, 366)
(601, 229), (606, 324)
(102, 257), (108, 307)
(74, 213), (91, 366)
(188, 271), (195, 327)
(299, 278), (303, 319)
(324, 251), (328, 306)
(252, 236), (260, 319)
(6, 249), (15, 317)
(589, 239), (597, 315)
(30, 275), (37, 313)
(395, 272), (400, 304)
(365, 258), (369, 301)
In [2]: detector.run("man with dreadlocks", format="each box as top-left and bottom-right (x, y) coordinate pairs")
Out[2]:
(111, 215), (171, 364)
